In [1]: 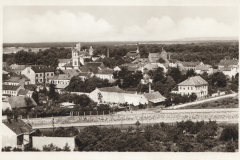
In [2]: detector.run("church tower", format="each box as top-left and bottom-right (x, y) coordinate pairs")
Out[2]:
(72, 49), (79, 69)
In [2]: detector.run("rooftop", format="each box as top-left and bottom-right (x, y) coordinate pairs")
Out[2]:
(85, 62), (104, 68)
(58, 59), (71, 63)
(18, 89), (30, 95)
(2, 119), (33, 135)
(97, 86), (125, 93)
(143, 91), (166, 103)
(219, 59), (239, 66)
(2, 85), (21, 91)
(178, 76), (208, 86)
(181, 62), (201, 67)
(8, 96), (37, 109)
(31, 66), (55, 73)
(196, 64), (212, 71)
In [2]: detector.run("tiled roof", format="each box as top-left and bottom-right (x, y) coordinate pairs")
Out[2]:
(79, 66), (91, 72)
(2, 85), (21, 91)
(63, 61), (73, 67)
(61, 69), (79, 77)
(149, 53), (159, 57)
(31, 66), (55, 73)
(52, 74), (71, 80)
(18, 89), (30, 95)
(143, 64), (158, 70)
(128, 66), (140, 72)
(2, 119), (32, 135)
(55, 83), (69, 89)
(85, 62), (103, 68)
(196, 64), (212, 71)
(2, 70), (9, 75)
(79, 72), (93, 78)
(58, 59), (71, 63)
(24, 84), (37, 91)
(8, 96), (37, 109)
(98, 86), (125, 93)
(10, 64), (28, 70)
(126, 52), (139, 57)
(132, 58), (149, 63)
(143, 91), (166, 103)
(178, 76), (208, 86)
(96, 69), (114, 75)
(218, 59), (238, 66)
(182, 62), (201, 67)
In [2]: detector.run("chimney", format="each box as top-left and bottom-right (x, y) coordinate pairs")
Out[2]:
(149, 83), (151, 93)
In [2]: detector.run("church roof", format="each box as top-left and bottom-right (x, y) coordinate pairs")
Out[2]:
(178, 76), (208, 86)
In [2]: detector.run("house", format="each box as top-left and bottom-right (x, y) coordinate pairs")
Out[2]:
(49, 74), (71, 85)
(2, 118), (35, 150)
(195, 64), (213, 75)
(138, 63), (159, 73)
(95, 69), (114, 80)
(143, 91), (166, 107)
(57, 59), (71, 70)
(10, 64), (28, 75)
(79, 72), (94, 81)
(3, 74), (31, 87)
(181, 62), (204, 70)
(173, 76), (208, 99)
(125, 45), (140, 59)
(18, 89), (34, 98)
(61, 69), (80, 78)
(217, 59), (239, 79)
(84, 62), (105, 70)
(148, 53), (160, 63)
(132, 58), (149, 64)
(2, 96), (37, 111)
(2, 85), (23, 97)
(21, 66), (55, 84)
(159, 48), (170, 64)
(92, 56), (101, 62)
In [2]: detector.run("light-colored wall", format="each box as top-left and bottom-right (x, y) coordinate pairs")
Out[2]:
(178, 85), (208, 98)
(2, 123), (17, 148)
(95, 74), (113, 80)
(21, 67), (36, 84)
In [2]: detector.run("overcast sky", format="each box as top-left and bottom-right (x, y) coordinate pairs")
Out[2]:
(3, 6), (239, 43)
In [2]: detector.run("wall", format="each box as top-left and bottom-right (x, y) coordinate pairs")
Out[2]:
(2, 123), (17, 148)
(32, 136), (75, 151)
(178, 85), (208, 98)
(21, 67), (36, 84)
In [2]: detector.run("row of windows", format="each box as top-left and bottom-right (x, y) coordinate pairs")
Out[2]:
(36, 73), (54, 77)
(180, 86), (207, 90)
(3, 90), (17, 94)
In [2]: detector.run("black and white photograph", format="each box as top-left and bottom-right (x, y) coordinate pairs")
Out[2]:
(1, 0), (239, 157)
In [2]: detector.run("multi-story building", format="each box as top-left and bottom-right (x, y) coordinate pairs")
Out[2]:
(172, 76), (208, 99)
(2, 85), (23, 97)
(218, 59), (239, 79)
(21, 66), (55, 84)
(195, 64), (213, 75)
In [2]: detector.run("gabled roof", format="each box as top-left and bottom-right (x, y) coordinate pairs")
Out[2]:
(132, 58), (149, 63)
(79, 72), (93, 78)
(61, 69), (79, 77)
(2, 70), (9, 74)
(97, 86), (125, 93)
(24, 84), (37, 91)
(181, 62), (201, 67)
(218, 59), (238, 66)
(31, 66), (55, 73)
(10, 64), (28, 70)
(18, 89), (30, 95)
(52, 74), (71, 80)
(143, 64), (158, 70)
(85, 62), (103, 68)
(8, 96), (37, 109)
(96, 68), (114, 75)
(143, 91), (166, 103)
(58, 59), (71, 63)
(196, 64), (212, 71)
(2, 119), (33, 135)
(126, 52), (139, 57)
(178, 76), (208, 86)
(2, 85), (21, 91)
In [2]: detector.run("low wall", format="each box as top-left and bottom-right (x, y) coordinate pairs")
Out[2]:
(162, 108), (238, 113)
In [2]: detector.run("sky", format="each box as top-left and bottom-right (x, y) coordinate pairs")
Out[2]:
(3, 6), (239, 43)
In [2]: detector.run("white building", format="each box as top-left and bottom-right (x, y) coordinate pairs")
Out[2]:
(195, 64), (213, 75)
(173, 76), (208, 99)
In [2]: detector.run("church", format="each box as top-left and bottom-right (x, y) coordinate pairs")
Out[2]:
(58, 43), (94, 70)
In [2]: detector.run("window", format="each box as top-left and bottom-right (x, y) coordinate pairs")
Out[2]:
(47, 73), (49, 76)
(188, 87), (189, 90)
(51, 73), (53, 76)
(75, 61), (77, 66)
(36, 74), (38, 77)
(40, 79), (42, 82)
(40, 74), (42, 77)
(191, 87), (193, 90)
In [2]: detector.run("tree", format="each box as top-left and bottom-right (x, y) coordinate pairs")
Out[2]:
(167, 66), (182, 84)
(32, 91), (39, 105)
(25, 96), (33, 111)
(186, 69), (196, 78)
(211, 72), (227, 87)
(158, 57), (166, 63)
(152, 67), (165, 83)
(48, 84), (58, 100)
(189, 93), (197, 102)
(153, 81), (166, 96)
(219, 125), (238, 141)
(165, 76), (176, 92)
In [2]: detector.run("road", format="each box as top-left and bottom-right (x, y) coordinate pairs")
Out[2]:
(167, 93), (238, 109)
